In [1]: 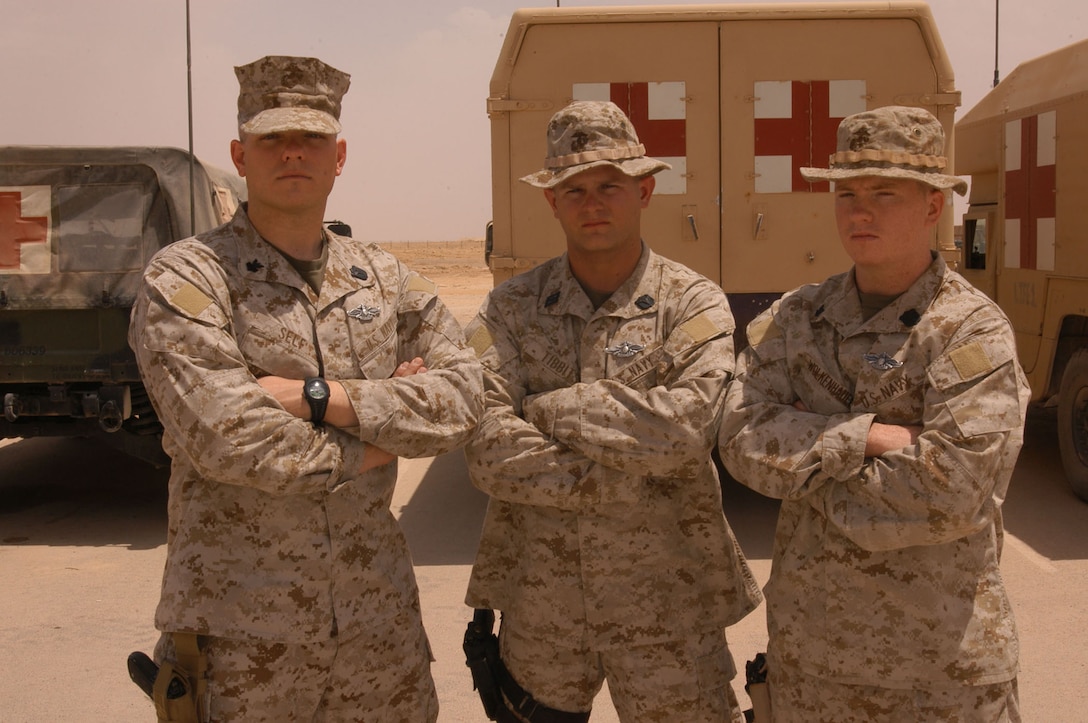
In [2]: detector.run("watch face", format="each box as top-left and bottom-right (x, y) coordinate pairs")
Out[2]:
(307, 380), (329, 400)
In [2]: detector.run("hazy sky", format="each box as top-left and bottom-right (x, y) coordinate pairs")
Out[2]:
(3, 1), (1085, 241)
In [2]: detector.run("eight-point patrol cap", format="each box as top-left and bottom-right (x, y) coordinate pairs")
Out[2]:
(520, 100), (671, 189)
(800, 105), (968, 195)
(235, 55), (351, 135)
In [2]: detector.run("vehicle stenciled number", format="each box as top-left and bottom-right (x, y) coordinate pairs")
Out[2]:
(1, 346), (47, 356)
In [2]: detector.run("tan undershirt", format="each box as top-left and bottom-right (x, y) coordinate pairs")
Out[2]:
(858, 290), (900, 321)
(281, 239), (329, 294)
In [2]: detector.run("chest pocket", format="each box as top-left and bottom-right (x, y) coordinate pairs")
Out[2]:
(521, 335), (577, 393)
(339, 288), (399, 381)
(237, 318), (317, 380)
(608, 342), (665, 392)
(852, 362), (926, 423)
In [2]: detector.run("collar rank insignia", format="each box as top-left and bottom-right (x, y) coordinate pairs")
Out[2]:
(348, 305), (381, 321)
(863, 352), (902, 371)
(605, 341), (645, 358)
(350, 265), (369, 281)
(544, 291), (560, 307)
(245, 259), (264, 272)
(635, 294), (655, 310)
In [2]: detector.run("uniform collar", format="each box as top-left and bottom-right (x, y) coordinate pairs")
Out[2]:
(231, 206), (375, 302)
(538, 242), (661, 319)
(322, 230), (375, 301)
(817, 253), (947, 335)
(232, 206), (299, 287)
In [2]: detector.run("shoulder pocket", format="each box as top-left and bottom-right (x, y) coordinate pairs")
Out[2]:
(154, 275), (228, 329)
(929, 338), (1021, 436)
(744, 309), (787, 364)
(399, 272), (439, 314)
(664, 306), (734, 358)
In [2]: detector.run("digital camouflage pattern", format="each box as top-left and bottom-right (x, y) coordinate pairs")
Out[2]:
(719, 255), (1029, 695)
(463, 245), (761, 678)
(768, 664), (1020, 722)
(500, 622), (746, 722)
(129, 207), (482, 716)
(799, 105), (968, 194)
(154, 623), (438, 721)
(519, 100), (671, 189)
(235, 55), (350, 135)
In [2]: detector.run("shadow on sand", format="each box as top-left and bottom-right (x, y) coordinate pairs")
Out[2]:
(0, 436), (168, 550)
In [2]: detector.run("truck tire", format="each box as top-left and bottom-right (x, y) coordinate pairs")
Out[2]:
(1058, 348), (1088, 502)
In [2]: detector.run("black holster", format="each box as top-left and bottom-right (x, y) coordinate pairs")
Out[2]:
(464, 609), (504, 720)
(744, 652), (771, 723)
(463, 609), (590, 723)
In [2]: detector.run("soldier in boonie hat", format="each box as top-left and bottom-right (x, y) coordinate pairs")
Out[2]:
(462, 95), (759, 723)
(520, 100), (671, 188)
(718, 102), (1027, 720)
(235, 55), (351, 136)
(800, 105), (967, 195)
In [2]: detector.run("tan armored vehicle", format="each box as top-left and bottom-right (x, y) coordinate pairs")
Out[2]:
(0, 146), (244, 465)
(486, 1), (960, 345)
(957, 38), (1088, 500)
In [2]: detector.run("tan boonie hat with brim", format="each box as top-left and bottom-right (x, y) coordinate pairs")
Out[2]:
(800, 105), (967, 195)
(520, 100), (671, 189)
(236, 55), (351, 135)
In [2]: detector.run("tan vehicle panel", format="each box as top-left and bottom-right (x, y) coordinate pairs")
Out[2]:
(956, 37), (1088, 498)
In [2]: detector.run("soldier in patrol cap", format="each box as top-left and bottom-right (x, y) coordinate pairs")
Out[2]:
(462, 99), (761, 722)
(129, 55), (481, 721)
(719, 105), (1029, 721)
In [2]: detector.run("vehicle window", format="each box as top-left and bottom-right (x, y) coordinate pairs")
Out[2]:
(965, 217), (987, 270)
(56, 183), (146, 272)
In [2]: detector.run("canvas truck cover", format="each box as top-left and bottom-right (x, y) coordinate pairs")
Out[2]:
(0, 146), (245, 463)
(487, 2), (960, 344)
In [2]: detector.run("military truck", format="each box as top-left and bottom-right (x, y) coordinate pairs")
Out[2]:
(956, 38), (1088, 501)
(0, 146), (245, 465)
(485, 1), (960, 344)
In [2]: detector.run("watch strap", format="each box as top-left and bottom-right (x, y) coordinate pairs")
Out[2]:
(303, 377), (330, 425)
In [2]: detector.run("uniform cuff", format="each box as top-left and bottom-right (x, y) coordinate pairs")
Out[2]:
(820, 412), (875, 481)
(329, 433), (368, 491)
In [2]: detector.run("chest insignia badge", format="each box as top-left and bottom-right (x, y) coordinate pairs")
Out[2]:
(605, 341), (645, 358)
(863, 352), (902, 371)
(348, 305), (381, 321)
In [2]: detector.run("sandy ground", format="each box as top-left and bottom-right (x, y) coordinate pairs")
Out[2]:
(380, 239), (492, 326)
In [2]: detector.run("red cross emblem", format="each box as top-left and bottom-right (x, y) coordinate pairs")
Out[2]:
(1005, 112), (1056, 270)
(607, 82), (686, 159)
(0, 190), (49, 270)
(753, 80), (866, 193)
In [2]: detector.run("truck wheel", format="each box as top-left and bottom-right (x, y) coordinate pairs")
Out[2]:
(1058, 348), (1088, 502)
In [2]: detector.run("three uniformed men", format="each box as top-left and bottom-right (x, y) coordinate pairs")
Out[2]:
(132, 50), (1027, 722)
(462, 100), (761, 722)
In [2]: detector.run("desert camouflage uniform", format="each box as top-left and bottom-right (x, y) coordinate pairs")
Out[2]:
(130, 205), (481, 720)
(719, 254), (1029, 719)
(464, 245), (761, 719)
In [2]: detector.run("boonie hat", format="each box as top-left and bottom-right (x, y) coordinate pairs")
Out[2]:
(800, 105), (967, 195)
(520, 100), (671, 189)
(235, 55), (350, 135)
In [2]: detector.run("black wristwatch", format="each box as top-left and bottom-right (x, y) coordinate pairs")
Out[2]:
(303, 377), (331, 425)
